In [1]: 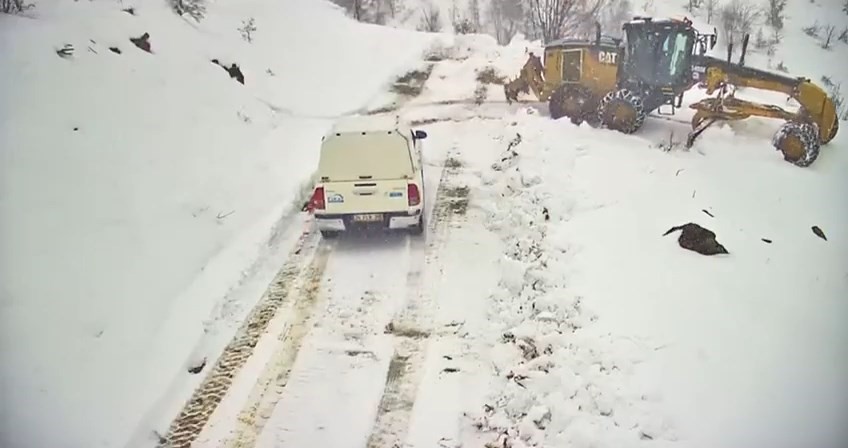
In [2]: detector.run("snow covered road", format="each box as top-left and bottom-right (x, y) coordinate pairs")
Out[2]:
(159, 119), (479, 448)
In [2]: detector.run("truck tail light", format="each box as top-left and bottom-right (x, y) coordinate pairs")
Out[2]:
(407, 183), (421, 206)
(309, 186), (325, 211)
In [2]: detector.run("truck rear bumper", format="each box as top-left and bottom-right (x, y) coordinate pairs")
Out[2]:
(314, 209), (421, 232)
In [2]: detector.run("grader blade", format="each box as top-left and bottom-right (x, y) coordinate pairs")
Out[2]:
(685, 117), (718, 148)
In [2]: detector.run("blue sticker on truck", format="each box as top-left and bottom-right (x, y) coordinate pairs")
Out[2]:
(328, 193), (344, 203)
(389, 191), (403, 198)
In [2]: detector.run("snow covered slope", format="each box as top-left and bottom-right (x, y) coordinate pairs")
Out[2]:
(2, 0), (846, 448)
(0, 1), (434, 447)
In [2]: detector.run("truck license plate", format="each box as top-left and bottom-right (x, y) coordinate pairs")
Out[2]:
(353, 213), (382, 222)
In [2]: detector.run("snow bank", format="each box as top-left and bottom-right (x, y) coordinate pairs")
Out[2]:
(464, 102), (847, 448)
(0, 1), (434, 447)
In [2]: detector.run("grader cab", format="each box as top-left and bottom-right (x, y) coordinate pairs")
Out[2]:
(504, 16), (840, 167)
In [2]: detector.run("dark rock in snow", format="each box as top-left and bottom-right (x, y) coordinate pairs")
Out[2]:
(109, 47), (122, 54)
(130, 32), (152, 53)
(662, 222), (728, 255)
(211, 59), (245, 85)
(187, 357), (206, 374)
(812, 225), (827, 241)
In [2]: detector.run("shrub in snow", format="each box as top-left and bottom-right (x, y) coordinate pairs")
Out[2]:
(474, 84), (488, 105)
(239, 18), (256, 43)
(803, 22), (821, 38)
(169, 0), (206, 22)
(423, 40), (456, 61)
(0, 0), (33, 14)
(821, 24), (836, 49)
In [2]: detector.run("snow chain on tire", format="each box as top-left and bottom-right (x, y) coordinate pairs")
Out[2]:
(772, 121), (821, 167)
(597, 88), (646, 134)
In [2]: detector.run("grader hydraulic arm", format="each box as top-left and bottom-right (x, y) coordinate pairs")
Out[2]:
(504, 52), (550, 104)
(686, 54), (839, 166)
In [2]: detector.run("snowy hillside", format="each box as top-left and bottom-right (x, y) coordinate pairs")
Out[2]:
(1, 0), (847, 448)
(0, 1), (433, 447)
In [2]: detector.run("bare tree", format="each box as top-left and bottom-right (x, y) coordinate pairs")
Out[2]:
(685, 0), (702, 13)
(526, 0), (605, 43)
(720, 0), (760, 51)
(468, 0), (482, 31)
(704, 0), (718, 24)
(596, 0), (632, 37)
(419, 2), (442, 32)
(489, 0), (524, 44)
(764, 0), (787, 31)
(169, 0), (206, 21)
(331, 0), (397, 24)
(383, 0), (401, 19)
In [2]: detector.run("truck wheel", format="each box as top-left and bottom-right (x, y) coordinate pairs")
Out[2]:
(773, 121), (820, 167)
(409, 214), (425, 236)
(549, 86), (593, 125)
(597, 89), (646, 134)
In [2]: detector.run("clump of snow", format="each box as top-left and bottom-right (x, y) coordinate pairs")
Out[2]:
(467, 110), (676, 447)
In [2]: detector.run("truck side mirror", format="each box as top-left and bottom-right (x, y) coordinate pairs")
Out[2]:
(414, 130), (427, 139)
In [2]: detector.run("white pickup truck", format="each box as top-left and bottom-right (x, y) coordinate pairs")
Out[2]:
(307, 115), (428, 238)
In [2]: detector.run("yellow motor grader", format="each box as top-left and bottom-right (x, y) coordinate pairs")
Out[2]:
(504, 16), (839, 167)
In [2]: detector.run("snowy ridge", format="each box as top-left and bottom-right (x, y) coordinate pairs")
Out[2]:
(467, 113), (674, 447)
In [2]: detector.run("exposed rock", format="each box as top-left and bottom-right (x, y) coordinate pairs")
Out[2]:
(811, 225), (827, 241)
(663, 222), (728, 255)
(130, 32), (151, 53)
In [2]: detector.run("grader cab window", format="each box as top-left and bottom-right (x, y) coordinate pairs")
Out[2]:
(625, 25), (695, 87)
(561, 49), (583, 83)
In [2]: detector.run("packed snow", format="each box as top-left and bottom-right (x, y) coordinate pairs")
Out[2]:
(1, 1), (846, 448)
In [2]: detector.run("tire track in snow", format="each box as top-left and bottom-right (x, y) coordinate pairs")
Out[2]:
(365, 148), (466, 448)
(157, 229), (324, 448)
(220, 240), (335, 448)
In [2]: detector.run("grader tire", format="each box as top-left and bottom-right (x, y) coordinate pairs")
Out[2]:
(598, 89), (646, 134)
(549, 86), (593, 125)
(773, 121), (820, 167)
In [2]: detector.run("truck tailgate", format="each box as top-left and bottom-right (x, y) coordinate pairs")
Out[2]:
(323, 180), (410, 214)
